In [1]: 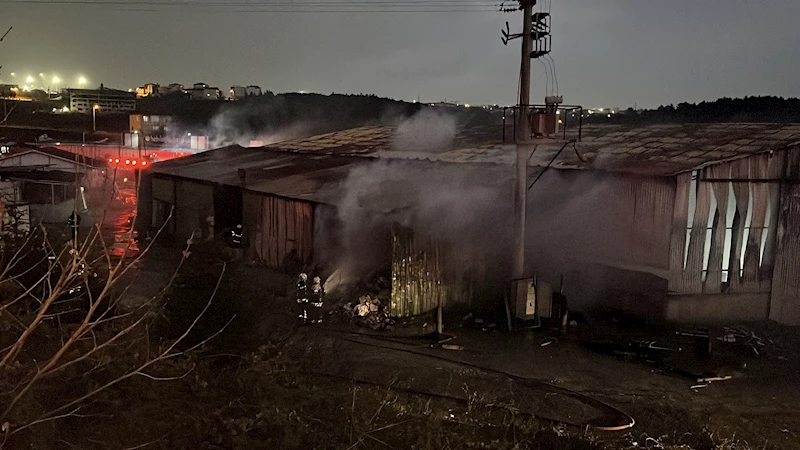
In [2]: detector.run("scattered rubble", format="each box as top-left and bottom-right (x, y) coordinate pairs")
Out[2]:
(341, 295), (395, 330)
(697, 374), (733, 383)
(540, 338), (557, 347)
(461, 312), (499, 332)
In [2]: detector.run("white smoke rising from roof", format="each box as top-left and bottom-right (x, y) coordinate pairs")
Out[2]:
(391, 109), (457, 152)
(318, 109), (513, 294)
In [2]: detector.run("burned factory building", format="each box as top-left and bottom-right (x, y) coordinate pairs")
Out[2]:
(138, 125), (513, 318)
(138, 122), (800, 326)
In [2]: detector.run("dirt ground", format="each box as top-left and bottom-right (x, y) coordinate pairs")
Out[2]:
(4, 242), (800, 450)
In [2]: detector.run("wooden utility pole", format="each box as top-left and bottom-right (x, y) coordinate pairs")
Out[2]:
(513, 0), (535, 316)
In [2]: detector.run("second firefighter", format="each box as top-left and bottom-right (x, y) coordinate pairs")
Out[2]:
(297, 273), (309, 325)
(309, 276), (325, 324)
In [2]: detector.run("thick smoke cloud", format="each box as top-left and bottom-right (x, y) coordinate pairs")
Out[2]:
(196, 94), (422, 150)
(525, 169), (673, 313)
(391, 108), (457, 152)
(319, 109), (512, 292)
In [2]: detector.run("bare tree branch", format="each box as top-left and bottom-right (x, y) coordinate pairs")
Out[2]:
(22, 263), (229, 425)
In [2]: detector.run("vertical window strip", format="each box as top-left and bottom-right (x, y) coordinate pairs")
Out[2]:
(701, 189), (718, 282)
(739, 184), (754, 276)
(722, 183), (736, 283)
(685, 171), (698, 270)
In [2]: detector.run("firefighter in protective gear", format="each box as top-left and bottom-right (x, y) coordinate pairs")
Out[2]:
(310, 276), (324, 324)
(230, 224), (243, 247)
(67, 211), (81, 241)
(228, 224), (244, 261)
(296, 273), (309, 325)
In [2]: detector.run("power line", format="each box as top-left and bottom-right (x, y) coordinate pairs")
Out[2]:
(1, 1), (503, 12)
(2, 0), (502, 3)
(41, 9), (503, 13)
(0, 0), (502, 6)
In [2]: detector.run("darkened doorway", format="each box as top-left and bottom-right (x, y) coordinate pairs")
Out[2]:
(213, 184), (243, 235)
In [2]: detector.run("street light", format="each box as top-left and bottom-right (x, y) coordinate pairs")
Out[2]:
(78, 76), (87, 87)
(92, 104), (100, 131)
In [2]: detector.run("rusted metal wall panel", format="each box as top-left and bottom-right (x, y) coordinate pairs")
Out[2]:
(390, 231), (445, 317)
(527, 172), (675, 280)
(704, 164), (730, 291)
(243, 191), (314, 269)
(761, 154), (784, 276)
(390, 229), (481, 318)
(668, 172), (692, 292)
(770, 149), (800, 325)
(670, 153), (783, 297)
(743, 158), (769, 284)
(684, 178), (711, 294)
(627, 176), (676, 270)
(728, 160), (750, 291)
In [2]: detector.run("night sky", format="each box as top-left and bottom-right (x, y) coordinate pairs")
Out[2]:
(1, 0), (799, 108)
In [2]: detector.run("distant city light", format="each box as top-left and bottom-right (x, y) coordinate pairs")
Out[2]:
(22, 85), (30, 91)
(464, 104), (471, 108)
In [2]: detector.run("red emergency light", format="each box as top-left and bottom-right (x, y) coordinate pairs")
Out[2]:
(106, 158), (150, 169)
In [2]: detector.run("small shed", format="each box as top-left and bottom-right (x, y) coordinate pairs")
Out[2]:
(0, 146), (105, 223)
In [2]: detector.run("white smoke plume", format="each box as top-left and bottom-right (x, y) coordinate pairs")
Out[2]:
(317, 109), (512, 293)
(391, 108), (457, 152)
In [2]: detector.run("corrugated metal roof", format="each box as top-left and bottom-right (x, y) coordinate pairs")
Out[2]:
(151, 145), (511, 206)
(151, 122), (800, 203)
(264, 122), (800, 176)
(151, 146), (360, 202)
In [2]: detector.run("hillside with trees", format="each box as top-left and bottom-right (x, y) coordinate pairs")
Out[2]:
(589, 96), (800, 125)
